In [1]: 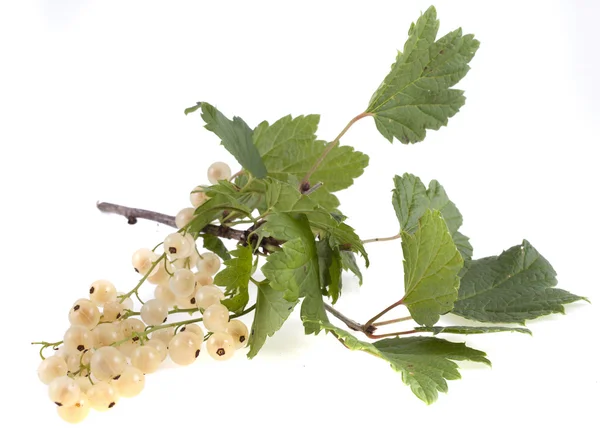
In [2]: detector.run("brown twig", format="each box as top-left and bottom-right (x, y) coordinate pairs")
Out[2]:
(96, 201), (282, 251)
(324, 303), (375, 334)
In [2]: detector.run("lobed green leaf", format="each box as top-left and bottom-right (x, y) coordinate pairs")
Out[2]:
(366, 6), (479, 144)
(308, 320), (490, 405)
(452, 240), (588, 323)
(393, 173), (472, 266)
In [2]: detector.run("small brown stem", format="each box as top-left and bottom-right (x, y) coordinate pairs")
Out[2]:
(362, 234), (401, 244)
(300, 112), (372, 189)
(96, 201), (282, 251)
(365, 329), (417, 339)
(371, 316), (413, 327)
(324, 303), (375, 334)
(364, 299), (404, 331)
(97, 202), (176, 227)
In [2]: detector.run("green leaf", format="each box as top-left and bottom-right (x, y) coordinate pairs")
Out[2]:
(264, 178), (369, 265)
(401, 210), (463, 326)
(214, 246), (253, 291)
(199, 102), (267, 178)
(316, 240), (343, 304)
(308, 319), (490, 405)
(247, 282), (297, 359)
(452, 240), (589, 323)
(199, 235), (231, 261)
(340, 250), (364, 285)
(214, 246), (253, 313)
(392, 173), (472, 266)
(415, 326), (532, 335)
(373, 336), (489, 405)
(253, 114), (369, 208)
(260, 213), (320, 302)
(366, 6), (479, 144)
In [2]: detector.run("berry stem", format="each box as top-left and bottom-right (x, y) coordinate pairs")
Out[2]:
(31, 341), (64, 360)
(364, 299), (405, 331)
(300, 112), (372, 190)
(365, 329), (418, 339)
(371, 316), (413, 327)
(119, 253), (167, 304)
(361, 234), (401, 244)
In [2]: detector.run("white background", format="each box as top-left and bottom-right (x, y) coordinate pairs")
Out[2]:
(1, 0), (598, 435)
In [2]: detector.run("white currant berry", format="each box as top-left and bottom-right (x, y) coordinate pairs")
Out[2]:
(225, 320), (249, 349)
(140, 299), (169, 326)
(207, 162), (232, 184)
(189, 186), (208, 208)
(132, 248), (158, 275)
(176, 294), (198, 309)
(63, 325), (95, 352)
(102, 301), (125, 322)
(179, 324), (204, 339)
(87, 381), (119, 411)
(194, 272), (214, 291)
(154, 284), (176, 306)
(144, 339), (168, 361)
(73, 376), (92, 393)
(206, 332), (236, 361)
(150, 327), (175, 345)
(169, 268), (195, 297)
(65, 351), (87, 374)
(117, 294), (134, 311)
(195, 285), (225, 310)
(111, 366), (144, 398)
(89, 279), (117, 307)
(93, 323), (122, 347)
(68, 299), (100, 330)
(203, 303), (230, 332)
(90, 346), (127, 381)
(175, 207), (195, 229)
(117, 340), (138, 358)
(48, 375), (81, 407)
(38, 356), (68, 385)
(119, 318), (146, 338)
(168, 332), (202, 366)
(131, 345), (162, 374)
(164, 233), (192, 260)
(188, 248), (200, 266)
(147, 261), (173, 285)
(196, 252), (221, 276)
(57, 394), (90, 424)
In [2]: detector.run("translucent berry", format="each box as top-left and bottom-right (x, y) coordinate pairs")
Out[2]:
(203, 303), (230, 332)
(168, 332), (202, 366)
(207, 162), (232, 185)
(175, 207), (196, 229)
(89, 279), (117, 307)
(196, 252), (221, 276)
(225, 320), (249, 349)
(206, 332), (236, 361)
(68, 299), (100, 330)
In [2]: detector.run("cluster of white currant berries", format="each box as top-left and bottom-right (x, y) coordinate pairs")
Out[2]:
(36, 161), (249, 424)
